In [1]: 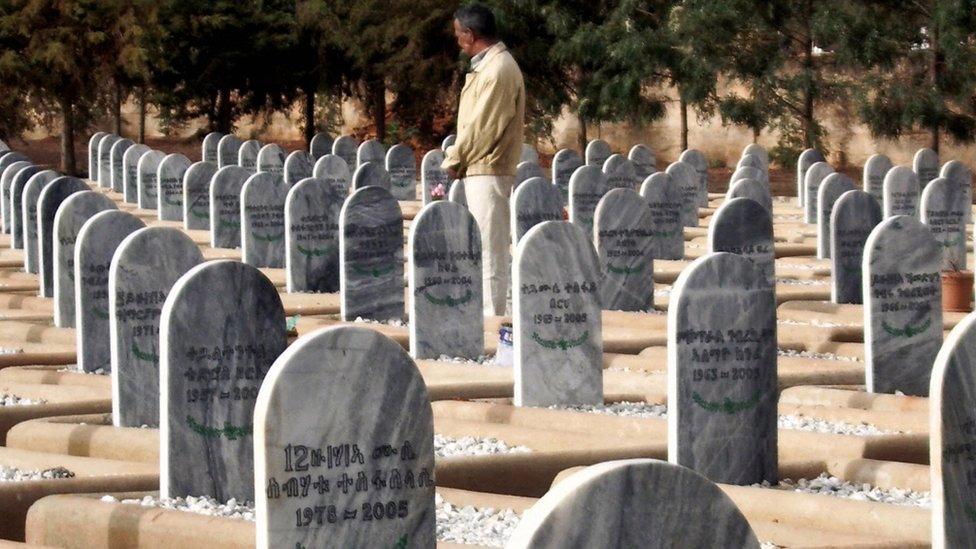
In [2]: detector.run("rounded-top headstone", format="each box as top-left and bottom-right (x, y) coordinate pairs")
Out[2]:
(88, 132), (107, 181)
(520, 143), (540, 164)
(202, 132), (224, 163)
(921, 177), (968, 271)
(421, 149), (450, 204)
(882, 165), (921, 218)
(708, 197), (775, 286)
(182, 161), (219, 230)
(666, 161), (699, 228)
(727, 178), (772, 213)
(356, 138), (386, 168)
(628, 144), (656, 180)
(568, 165), (609, 235)
(283, 150), (314, 186)
(385, 143), (416, 200)
(678, 149), (708, 206)
(552, 149), (584, 202)
(97, 135), (121, 188)
(38, 176), (89, 296)
(157, 153), (192, 221)
(516, 161), (546, 187)
(14, 168), (52, 257)
(863, 153), (893, 202)
(441, 134), (456, 151)
(796, 148), (825, 206)
(241, 172), (288, 268)
(639, 172), (684, 260)
(913, 147), (940, 187)
(351, 161), (391, 191)
(238, 139), (262, 170)
(217, 134), (243, 169)
(511, 176), (563, 245)
(137, 150), (166, 210)
(332, 135), (358, 168)
(284, 176), (343, 293)
(803, 161), (834, 223)
(594, 188), (655, 311)
(736, 154), (765, 174)
(602, 154), (638, 190)
(340, 186), (404, 322)
(0, 152), (29, 174)
(830, 190), (882, 304)
(257, 144), (286, 175)
(308, 132), (334, 160)
(585, 139), (611, 167)
(121, 144), (151, 203)
(209, 165), (252, 249)
(112, 139), (137, 189)
(940, 160), (973, 224)
(449, 179), (466, 207)
(312, 154), (352, 194)
(732, 166), (769, 189)
(816, 173), (857, 259)
(741, 143), (769, 169)
(2, 161), (33, 236)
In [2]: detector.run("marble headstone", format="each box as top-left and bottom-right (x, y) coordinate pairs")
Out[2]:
(257, 144), (286, 175)
(241, 172), (288, 268)
(88, 132), (106, 181)
(385, 143), (416, 200)
(238, 140), (261, 170)
(284, 177), (343, 293)
(97, 135), (121, 188)
(727, 178), (772, 214)
(182, 161), (218, 230)
(736, 154), (765, 174)
(217, 135), (243, 169)
(448, 179), (466, 207)
(109, 138), (135, 193)
(521, 143), (540, 164)
(913, 148), (940, 188)
(209, 166), (251, 248)
(1, 161), (32, 234)
(332, 135), (358, 168)
(666, 161), (699, 228)
(511, 177), (563, 245)
(595, 188), (655, 311)
(514, 221), (602, 407)
(12, 166), (44, 255)
(283, 150), (314, 186)
(110, 227), (204, 428)
(202, 132), (224, 163)
(312, 154), (352, 193)
(357, 139), (385, 168)
(157, 153), (191, 221)
(883, 165), (920, 218)
(732, 166), (769, 189)
(742, 143), (769, 169)
(121, 144), (150, 203)
(831, 190), (882, 304)
(816, 173), (857, 259)
(0, 152), (28, 175)
(254, 326), (435, 549)
(796, 148), (825, 207)
(137, 150), (165, 210)
(939, 160), (973, 224)
(864, 215), (941, 396)
(678, 149), (709, 207)
(708, 198), (775, 287)
(568, 165), (609, 236)
(351, 161), (392, 191)
(160, 260), (286, 501)
(516, 161), (546, 187)
(421, 149), (450, 204)
(639, 172), (684, 260)
(803, 161), (835, 224)
(863, 153), (893, 202)
(552, 149), (584, 203)
(38, 176), (88, 296)
(408, 201), (483, 359)
(585, 139), (611, 168)
(921, 177), (967, 271)
(340, 186), (403, 321)
(628, 144), (656, 181)
(602, 154), (639, 190)
(441, 134), (456, 151)
(308, 132), (333, 160)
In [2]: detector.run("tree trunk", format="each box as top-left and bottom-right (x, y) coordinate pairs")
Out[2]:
(802, 0), (815, 149)
(304, 84), (315, 148)
(60, 96), (77, 176)
(369, 79), (386, 141)
(930, 25), (942, 154)
(138, 88), (147, 144)
(114, 78), (123, 137)
(752, 126), (760, 143)
(679, 96), (689, 151)
(217, 87), (232, 134)
(577, 111), (588, 152)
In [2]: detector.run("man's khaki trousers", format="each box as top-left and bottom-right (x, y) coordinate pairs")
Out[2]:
(463, 174), (514, 316)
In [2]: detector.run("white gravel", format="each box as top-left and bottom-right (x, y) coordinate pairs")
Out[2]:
(755, 473), (930, 507)
(435, 435), (531, 458)
(550, 401), (667, 419)
(776, 278), (829, 286)
(0, 393), (46, 406)
(436, 493), (521, 547)
(435, 354), (499, 366)
(0, 347), (23, 355)
(778, 348), (860, 362)
(0, 466), (73, 481)
(57, 365), (108, 375)
(778, 318), (855, 328)
(353, 316), (407, 327)
(101, 494), (256, 520)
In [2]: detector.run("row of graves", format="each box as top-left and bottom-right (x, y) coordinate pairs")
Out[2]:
(0, 128), (971, 547)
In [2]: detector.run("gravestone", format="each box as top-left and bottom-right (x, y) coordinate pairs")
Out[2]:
(864, 215), (941, 396)
(332, 135), (358, 168)
(217, 135), (243, 169)
(882, 165), (920, 218)
(803, 161), (835, 224)
(602, 154), (639, 190)
(241, 172), (288, 268)
(0, 161), (32, 234)
(666, 161), (699, 228)
(552, 149), (584, 203)
(513, 221), (602, 406)
(441, 134), (456, 151)
(727, 178), (772, 213)
(449, 179), (466, 207)
(88, 133), (106, 181)
(109, 138), (135, 193)
(568, 165), (609, 236)
(308, 132), (334, 160)
(137, 150), (165, 210)
(421, 149), (450, 204)
(708, 198), (775, 287)
(521, 143), (540, 164)
(160, 260), (286, 501)
(921, 177), (967, 271)
(736, 154), (765, 174)
(254, 326), (435, 549)
(639, 172), (684, 260)
(940, 160), (973, 224)
(816, 173), (857, 259)
(594, 188), (655, 311)
(386, 143), (416, 200)
(257, 144), (286, 175)
(351, 161), (391, 191)
(182, 161), (218, 230)
(97, 135), (120, 188)
(0, 151), (28, 175)
(628, 144), (656, 180)
(668, 252), (777, 485)
(121, 144), (150, 203)
(357, 139), (386, 168)
(930, 313), (976, 547)
(678, 149), (708, 207)
(312, 154), (352, 195)
(742, 143), (769, 169)
(732, 166), (769, 189)
(209, 166), (251, 249)
(9, 165), (42, 251)
(0, 140), (7, 153)
(913, 148), (940, 188)
(585, 139), (611, 167)
(38, 177), (89, 296)
(283, 150), (314, 186)
(340, 186), (403, 322)
(408, 201), (483, 359)
(285, 177), (343, 293)
(111, 227), (204, 428)
(238, 140), (262, 170)
(796, 148), (825, 207)
(75, 210), (146, 373)
(511, 177), (563, 245)
(516, 161), (546, 187)
(863, 153), (893, 202)
(506, 459), (760, 549)
(52, 191), (117, 328)
(157, 153), (191, 221)
(831, 190), (882, 304)
(202, 132), (224, 163)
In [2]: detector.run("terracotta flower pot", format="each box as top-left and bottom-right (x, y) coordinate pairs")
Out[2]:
(942, 270), (974, 313)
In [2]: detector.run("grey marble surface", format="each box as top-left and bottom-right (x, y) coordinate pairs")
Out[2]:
(421, 149), (449, 205)
(283, 150), (314, 186)
(409, 201), (483, 359)
(11, 166), (44, 255)
(254, 326), (435, 549)
(831, 190), (882, 304)
(930, 312), (976, 548)
(386, 143), (416, 200)
(585, 139), (611, 168)
(97, 135), (120, 188)
(737, 153), (765, 173)
(441, 134), (456, 151)
(742, 144), (769, 168)
(109, 139), (134, 193)
(514, 221), (603, 407)
(340, 186), (403, 321)
(157, 153), (191, 221)
(38, 176), (88, 296)
(864, 215), (942, 396)
(628, 144), (656, 181)
(285, 177), (342, 293)
(238, 140), (261, 171)
(217, 135), (243, 169)
(940, 160), (973, 224)
(182, 161), (218, 230)
(357, 139), (386, 168)
(602, 154), (639, 190)
(708, 198), (775, 287)
(883, 166), (920, 218)
(863, 153), (893, 203)
(816, 173), (856, 259)
(552, 149), (584, 203)
(921, 177), (968, 271)
(678, 149), (708, 207)
(732, 166), (770, 189)
(796, 148), (825, 207)
(257, 144), (286, 175)
(332, 135), (358, 169)
(913, 147), (940, 188)
(665, 161), (699, 228)
(75, 210), (145, 372)
(448, 179), (466, 207)
(668, 252), (777, 485)
(727, 178), (772, 214)
(595, 188), (655, 312)
(521, 143), (540, 164)
(568, 165), (610, 237)
(1, 160), (32, 234)
(512, 177), (563, 245)
(803, 161), (834, 224)
(516, 161), (546, 187)
(352, 161), (392, 191)
(202, 132), (224, 163)
(88, 133), (106, 182)
(137, 150), (166, 210)
(639, 172), (684, 261)
(507, 459), (760, 549)
(309, 132), (333, 160)
(111, 227), (204, 428)
(241, 172), (288, 268)
(122, 144), (150, 203)
(312, 154), (352, 194)
(209, 166), (251, 249)
(0, 152), (29, 179)
(160, 260), (286, 502)
(53, 191), (117, 328)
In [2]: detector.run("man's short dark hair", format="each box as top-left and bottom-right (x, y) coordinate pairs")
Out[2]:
(455, 4), (497, 40)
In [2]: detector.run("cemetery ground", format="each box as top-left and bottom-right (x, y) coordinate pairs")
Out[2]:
(0, 132), (969, 548)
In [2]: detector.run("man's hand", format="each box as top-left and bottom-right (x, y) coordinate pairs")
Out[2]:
(446, 167), (459, 180)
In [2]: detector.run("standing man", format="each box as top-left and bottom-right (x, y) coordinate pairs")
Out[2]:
(443, 4), (525, 316)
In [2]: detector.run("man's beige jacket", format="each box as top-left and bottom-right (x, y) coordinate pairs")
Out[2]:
(442, 42), (525, 178)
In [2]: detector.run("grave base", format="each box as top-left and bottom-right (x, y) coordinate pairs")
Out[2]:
(0, 383), (110, 444)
